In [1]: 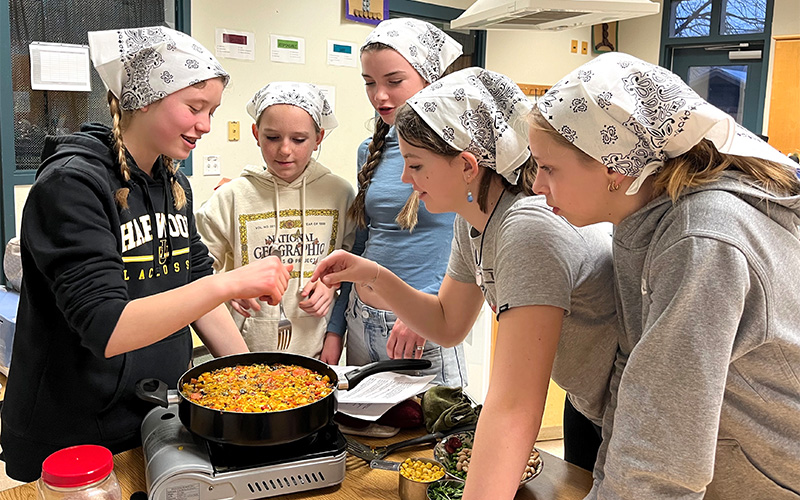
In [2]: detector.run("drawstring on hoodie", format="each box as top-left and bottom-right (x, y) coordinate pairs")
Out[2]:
(270, 170), (309, 296)
(162, 166), (176, 266)
(300, 176), (307, 286)
(129, 158), (176, 278)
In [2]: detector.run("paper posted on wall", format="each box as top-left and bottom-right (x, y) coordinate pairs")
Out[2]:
(332, 365), (435, 421)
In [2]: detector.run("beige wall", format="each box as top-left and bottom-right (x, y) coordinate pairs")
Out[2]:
(484, 2), (663, 86)
(485, 26), (595, 85)
(189, 0), (377, 206)
(13, 0), (799, 230)
(771, 0), (800, 36)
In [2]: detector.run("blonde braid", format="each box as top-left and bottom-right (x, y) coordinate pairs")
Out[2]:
(108, 92), (132, 210)
(347, 118), (391, 228)
(395, 191), (419, 231)
(161, 155), (187, 210)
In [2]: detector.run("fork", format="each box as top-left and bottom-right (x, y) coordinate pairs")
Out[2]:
(344, 423), (477, 462)
(276, 302), (292, 350)
(269, 247), (293, 351)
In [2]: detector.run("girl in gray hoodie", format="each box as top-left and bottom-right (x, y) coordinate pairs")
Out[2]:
(529, 52), (800, 500)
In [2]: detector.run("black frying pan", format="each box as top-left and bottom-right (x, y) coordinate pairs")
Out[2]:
(136, 352), (430, 446)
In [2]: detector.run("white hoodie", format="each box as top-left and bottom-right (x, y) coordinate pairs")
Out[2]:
(196, 158), (356, 357)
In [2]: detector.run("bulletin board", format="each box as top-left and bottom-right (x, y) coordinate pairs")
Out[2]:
(592, 22), (618, 54)
(345, 0), (388, 26)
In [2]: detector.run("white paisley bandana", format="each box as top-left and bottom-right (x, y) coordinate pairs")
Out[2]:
(361, 18), (462, 83)
(405, 67), (533, 184)
(88, 26), (229, 111)
(538, 52), (797, 195)
(246, 82), (338, 131)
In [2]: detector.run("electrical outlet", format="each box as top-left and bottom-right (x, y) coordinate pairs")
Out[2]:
(203, 155), (221, 176)
(571, 40), (578, 53)
(581, 41), (588, 55)
(228, 121), (240, 141)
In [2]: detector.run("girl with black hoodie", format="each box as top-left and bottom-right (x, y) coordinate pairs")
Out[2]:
(0, 26), (291, 482)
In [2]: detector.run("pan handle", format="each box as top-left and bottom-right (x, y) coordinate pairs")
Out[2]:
(135, 378), (181, 407)
(341, 359), (432, 390)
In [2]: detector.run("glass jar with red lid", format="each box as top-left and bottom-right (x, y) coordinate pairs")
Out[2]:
(36, 445), (122, 500)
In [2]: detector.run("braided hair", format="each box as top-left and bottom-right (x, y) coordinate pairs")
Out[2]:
(107, 91), (187, 210)
(348, 115), (391, 229)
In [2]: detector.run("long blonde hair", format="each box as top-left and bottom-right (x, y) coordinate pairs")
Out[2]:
(107, 91), (187, 211)
(528, 109), (800, 200)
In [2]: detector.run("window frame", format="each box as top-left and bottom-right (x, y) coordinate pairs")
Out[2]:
(659, 0), (775, 134)
(0, 0), (192, 267)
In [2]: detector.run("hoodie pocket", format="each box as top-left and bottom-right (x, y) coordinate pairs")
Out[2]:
(706, 439), (799, 499)
(241, 316), (281, 352)
(96, 332), (191, 442)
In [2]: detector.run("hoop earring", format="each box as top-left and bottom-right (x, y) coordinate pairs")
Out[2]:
(467, 190), (474, 203)
(608, 181), (620, 192)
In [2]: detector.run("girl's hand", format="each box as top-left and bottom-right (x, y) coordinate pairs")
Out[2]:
(225, 256), (292, 305)
(230, 298), (261, 318)
(320, 332), (344, 365)
(387, 318), (427, 360)
(299, 279), (336, 317)
(311, 250), (381, 288)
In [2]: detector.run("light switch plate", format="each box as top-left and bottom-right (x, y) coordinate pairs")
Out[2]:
(581, 41), (588, 55)
(203, 155), (220, 176)
(228, 121), (240, 141)
(571, 40), (578, 53)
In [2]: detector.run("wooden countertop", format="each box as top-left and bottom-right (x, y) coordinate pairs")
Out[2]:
(0, 429), (592, 500)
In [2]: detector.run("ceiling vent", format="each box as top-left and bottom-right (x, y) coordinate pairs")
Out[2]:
(451, 0), (661, 31)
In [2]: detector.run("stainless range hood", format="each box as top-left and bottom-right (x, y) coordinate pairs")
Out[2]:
(450, 0), (661, 31)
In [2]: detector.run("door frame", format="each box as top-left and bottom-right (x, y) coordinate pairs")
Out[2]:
(669, 44), (764, 132)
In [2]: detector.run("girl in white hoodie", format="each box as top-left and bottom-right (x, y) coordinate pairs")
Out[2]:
(197, 82), (355, 361)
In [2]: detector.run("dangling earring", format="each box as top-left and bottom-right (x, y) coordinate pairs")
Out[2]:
(467, 190), (474, 203)
(608, 181), (620, 192)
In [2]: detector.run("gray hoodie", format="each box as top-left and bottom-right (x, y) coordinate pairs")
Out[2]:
(590, 171), (800, 500)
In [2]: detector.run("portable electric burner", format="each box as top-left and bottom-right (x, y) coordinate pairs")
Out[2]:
(141, 405), (347, 500)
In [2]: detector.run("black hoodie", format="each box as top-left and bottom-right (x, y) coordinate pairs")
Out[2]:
(0, 123), (214, 482)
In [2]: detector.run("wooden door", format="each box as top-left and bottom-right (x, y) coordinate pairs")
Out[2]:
(767, 36), (800, 155)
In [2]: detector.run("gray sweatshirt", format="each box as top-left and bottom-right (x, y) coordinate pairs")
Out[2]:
(590, 171), (800, 500)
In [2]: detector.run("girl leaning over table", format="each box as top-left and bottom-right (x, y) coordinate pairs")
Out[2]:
(529, 52), (800, 499)
(313, 67), (619, 500)
(0, 26), (290, 482)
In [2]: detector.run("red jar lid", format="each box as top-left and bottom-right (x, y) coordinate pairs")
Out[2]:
(41, 445), (114, 488)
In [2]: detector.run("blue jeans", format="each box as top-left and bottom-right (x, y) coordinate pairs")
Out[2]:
(345, 289), (468, 388)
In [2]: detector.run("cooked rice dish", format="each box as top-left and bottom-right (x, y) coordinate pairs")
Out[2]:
(181, 363), (334, 412)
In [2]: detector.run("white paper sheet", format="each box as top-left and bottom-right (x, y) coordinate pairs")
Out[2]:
(338, 382), (436, 421)
(334, 365), (435, 404)
(29, 42), (91, 92)
(270, 34), (305, 64)
(338, 402), (397, 421)
(215, 28), (255, 61)
(327, 40), (357, 67)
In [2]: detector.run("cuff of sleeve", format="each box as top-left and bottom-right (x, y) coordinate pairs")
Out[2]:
(79, 299), (128, 358)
